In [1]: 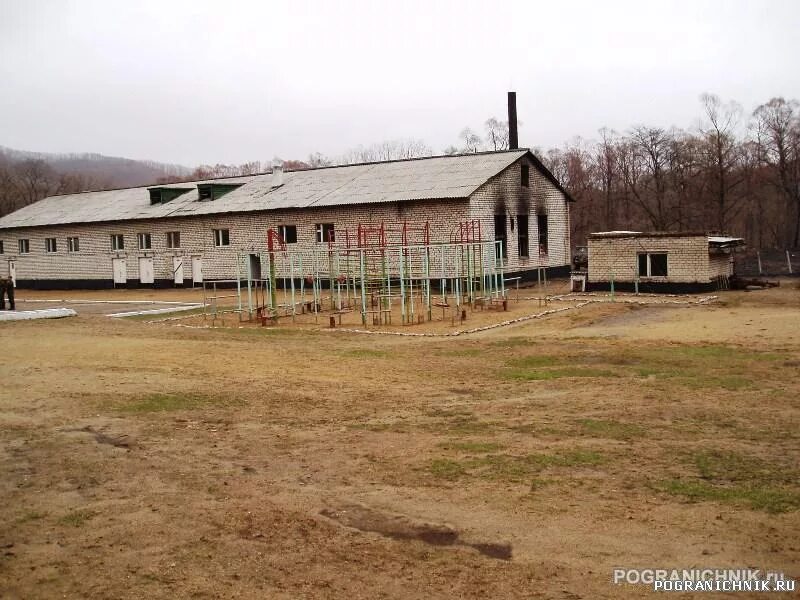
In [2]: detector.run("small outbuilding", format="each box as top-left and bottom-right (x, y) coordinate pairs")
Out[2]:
(587, 231), (745, 293)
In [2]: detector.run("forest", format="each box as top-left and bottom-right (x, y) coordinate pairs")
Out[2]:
(1, 94), (798, 250)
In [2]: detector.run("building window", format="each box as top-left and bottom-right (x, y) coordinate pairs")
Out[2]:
(279, 225), (298, 244)
(111, 234), (125, 251)
(537, 214), (548, 255)
(45, 238), (57, 253)
(137, 233), (152, 250)
(166, 231), (181, 249)
(493, 214), (507, 259)
(18, 239), (30, 254)
(0, 241), (4, 254)
(638, 253), (668, 277)
(68, 237), (80, 252)
(213, 228), (230, 247)
(315, 223), (335, 244)
(517, 214), (529, 257)
(521, 164), (530, 187)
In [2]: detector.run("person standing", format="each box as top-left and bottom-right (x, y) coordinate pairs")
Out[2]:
(0, 277), (14, 310)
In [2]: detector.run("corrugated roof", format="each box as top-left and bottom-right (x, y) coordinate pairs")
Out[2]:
(0, 150), (532, 229)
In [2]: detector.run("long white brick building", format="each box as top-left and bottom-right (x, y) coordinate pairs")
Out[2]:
(0, 149), (573, 289)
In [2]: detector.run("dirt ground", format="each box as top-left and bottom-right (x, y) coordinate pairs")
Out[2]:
(1, 280), (799, 598)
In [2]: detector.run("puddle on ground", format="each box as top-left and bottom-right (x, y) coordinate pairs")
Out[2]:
(320, 503), (512, 560)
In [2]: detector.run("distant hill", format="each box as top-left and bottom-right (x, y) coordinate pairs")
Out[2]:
(0, 145), (192, 189)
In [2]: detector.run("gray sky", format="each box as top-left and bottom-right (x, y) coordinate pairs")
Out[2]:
(1, 0), (799, 166)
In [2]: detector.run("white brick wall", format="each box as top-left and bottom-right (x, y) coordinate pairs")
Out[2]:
(587, 235), (722, 283)
(0, 200), (470, 283)
(469, 156), (571, 270)
(708, 252), (735, 279)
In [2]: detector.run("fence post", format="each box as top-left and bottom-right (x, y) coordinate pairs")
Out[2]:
(757, 251), (762, 275)
(788, 250), (794, 275)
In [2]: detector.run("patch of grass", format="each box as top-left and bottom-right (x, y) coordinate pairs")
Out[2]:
(59, 509), (96, 527)
(657, 480), (800, 514)
(349, 421), (409, 433)
(340, 349), (389, 358)
(505, 366), (619, 381)
(118, 392), (214, 413)
(508, 355), (561, 368)
(682, 375), (753, 391)
(528, 449), (605, 468)
(578, 418), (646, 440)
(428, 458), (468, 480)
(17, 510), (47, 523)
(444, 415), (494, 435)
(441, 348), (484, 357)
(491, 337), (535, 348)
(438, 440), (504, 453)
(657, 449), (800, 513)
(692, 449), (786, 483)
(529, 478), (553, 491)
(509, 423), (566, 436)
(422, 408), (494, 435)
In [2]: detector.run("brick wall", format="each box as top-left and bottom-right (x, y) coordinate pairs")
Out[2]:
(708, 252), (735, 279)
(469, 156), (571, 270)
(0, 200), (469, 284)
(587, 235), (714, 283)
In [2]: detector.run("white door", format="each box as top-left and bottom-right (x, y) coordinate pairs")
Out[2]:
(112, 258), (127, 285)
(8, 260), (16, 287)
(173, 256), (184, 285)
(139, 257), (154, 284)
(191, 255), (203, 284)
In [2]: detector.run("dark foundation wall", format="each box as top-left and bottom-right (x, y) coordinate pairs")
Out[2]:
(586, 280), (718, 294)
(15, 279), (189, 290)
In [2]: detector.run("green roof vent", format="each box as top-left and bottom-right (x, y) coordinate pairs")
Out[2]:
(197, 183), (243, 201)
(148, 187), (193, 205)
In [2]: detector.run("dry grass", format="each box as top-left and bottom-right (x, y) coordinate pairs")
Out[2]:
(0, 283), (798, 598)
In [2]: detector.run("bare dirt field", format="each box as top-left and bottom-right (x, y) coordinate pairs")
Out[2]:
(1, 280), (799, 598)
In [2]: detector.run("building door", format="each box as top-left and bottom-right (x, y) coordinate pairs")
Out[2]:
(138, 257), (154, 284)
(191, 256), (203, 285)
(248, 254), (262, 280)
(173, 256), (184, 286)
(112, 258), (127, 285)
(8, 260), (16, 287)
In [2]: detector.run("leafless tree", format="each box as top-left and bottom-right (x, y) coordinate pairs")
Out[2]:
(484, 118), (509, 151)
(753, 97), (800, 246)
(459, 128), (482, 153)
(699, 93), (745, 232)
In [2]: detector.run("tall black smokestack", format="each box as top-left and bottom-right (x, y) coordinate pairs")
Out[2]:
(507, 91), (518, 150)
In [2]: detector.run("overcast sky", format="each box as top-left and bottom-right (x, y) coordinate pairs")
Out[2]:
(1, 0), (799, 167)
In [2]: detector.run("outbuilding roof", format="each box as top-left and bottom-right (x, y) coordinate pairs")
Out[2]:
(590, 231), (746, 246)
(0, 149), (569, 229)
